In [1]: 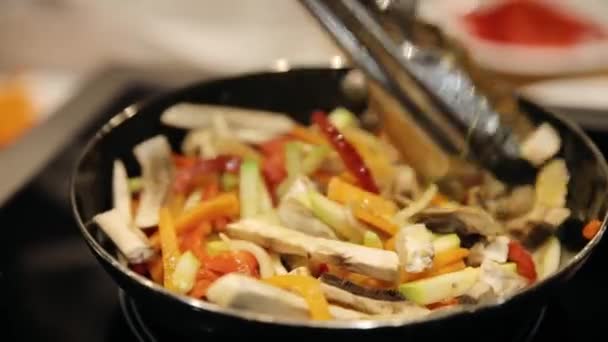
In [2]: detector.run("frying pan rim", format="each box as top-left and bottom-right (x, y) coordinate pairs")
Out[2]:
(70, 67), (608, 330)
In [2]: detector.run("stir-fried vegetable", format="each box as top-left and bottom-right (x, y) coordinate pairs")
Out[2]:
(264, 275), (332, 320)
(99, 104), (573, 322)
(158, 207), (180, 291)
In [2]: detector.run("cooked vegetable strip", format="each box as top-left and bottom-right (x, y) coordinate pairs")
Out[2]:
(352, 207), (398, 236)
(582, 219), (601, 240)
(226, 219), (400, 281)
(278, 199), (338, 239)
(221, 235), (275, 278)
(327, 177), (397, 217)
(328, 107), (359, 130)
(113, 160), (132, 223)
(363, 231), (383, 249)
(172, 251), (201, 294)
(301, 145), (330, 175)
(401, 248), (470, 282)
(308, 191), (365, 243)
(133, 135), (174, 228)
(312, 111), (379, 194)
(258, 177), (274, 214)
(93, 208), (154, 263)
(285, 142), (302, 179)
(158, 208), (180, 291)
(508, 241), (537, 283)
(264, 275), (332, 320)
(399, 267), (480, 305)
(175, 193), (239, 234)
(220, 173), (239, 192)
(239, 159), (260, 218)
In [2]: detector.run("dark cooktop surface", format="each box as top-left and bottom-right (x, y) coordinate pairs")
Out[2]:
(1, 72), (607, 341)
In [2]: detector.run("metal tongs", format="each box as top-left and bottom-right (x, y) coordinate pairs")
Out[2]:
(300, 0), (536, 184)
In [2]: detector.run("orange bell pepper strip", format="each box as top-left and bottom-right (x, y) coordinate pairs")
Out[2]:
(328, 177), (397, 216)
(147, 255), (164, 284)
(427, 297), (459, 310)
(402, 260), (467, 283)
(288, 125), (327, 145)
(582, 219), (602, 240)
(434, 248), (470, 269)
(158, 207), (180, 291)
(175, 192), (239, 233)
(264, 275), (332, 320)
(384, 236), (396, 251)
(401, 248), (470, 282)
(328, 177), (398, 235)
(352, 207), (398, 236)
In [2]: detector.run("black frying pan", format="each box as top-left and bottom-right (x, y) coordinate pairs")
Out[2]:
(70, 68), (608, 339)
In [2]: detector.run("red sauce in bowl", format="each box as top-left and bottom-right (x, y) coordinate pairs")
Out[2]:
(463, 0), (607, 46)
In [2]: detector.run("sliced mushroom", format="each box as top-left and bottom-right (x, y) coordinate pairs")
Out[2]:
(226, 219), (400, 281)
(506, 206), (570, 248)
(161, 103), (295, 136)
(492, 185), (535, 220)
(319, 283), (417, 315)
(394, 224), (434, 273)
(414, 206), (504, 237)
(93, 208), (154, 263)
(133, 135), (174, 228)
(112, 160), (132, 224)
(320, 273), (405, 302)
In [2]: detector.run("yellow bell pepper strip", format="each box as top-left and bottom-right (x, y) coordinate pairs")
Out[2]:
(159, 207), (180, 291)
(327, 177), (398, 235)
(175, 192), (239, 234)
(264, 275), (332, 320)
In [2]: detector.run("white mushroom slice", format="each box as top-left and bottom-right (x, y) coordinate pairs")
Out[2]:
(112, 160), (132, 223)
(93, 208), (154, 263)
(160, 103), (295, 134)
(483, 236), (510, 264)
(479, 260), (527, 300)
(415, 205), (504, 236)
(206, 274), (367, 320)
(133, 135), (174, 228)
(395, 224), (434, 273)
(226, 219), (400, 281)
(320, 283), (419, 315)
(520, 123), (561, 167)
(278, 199), (338, 239)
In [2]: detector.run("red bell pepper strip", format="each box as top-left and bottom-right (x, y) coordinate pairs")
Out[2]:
(508, 241), (537, 283)
(172, 155), (241, 194)
(312, 111), (379, 194)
